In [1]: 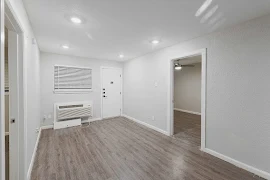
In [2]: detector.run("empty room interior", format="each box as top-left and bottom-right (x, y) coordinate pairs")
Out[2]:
(1, 0), (270, 180)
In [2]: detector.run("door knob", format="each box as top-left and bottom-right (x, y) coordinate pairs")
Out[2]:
(10, 118), (15, 124)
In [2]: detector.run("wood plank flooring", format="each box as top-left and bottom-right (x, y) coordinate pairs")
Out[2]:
(173, 111), (201, 147)
(31, 116), (263, 180)
(5, 135), (9, 180)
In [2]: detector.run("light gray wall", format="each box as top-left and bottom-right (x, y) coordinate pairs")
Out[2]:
(123, 14), (270, 174)
(26, 40), (40, 171)
(174, 63), (201, 113)
(40, 52), (123, 126)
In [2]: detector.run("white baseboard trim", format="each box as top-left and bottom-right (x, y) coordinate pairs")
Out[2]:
(122, 114), (170, 136)
(40, 124), (53, 130)
(27, 127), (42, 180)
(83, 117), (102, 123)
(174, 108), (201, 115)
(201, 148), (270, 180)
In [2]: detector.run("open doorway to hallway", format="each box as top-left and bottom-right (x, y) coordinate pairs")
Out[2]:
(169, 49), (206, 149)
(173, 55), (202, 147)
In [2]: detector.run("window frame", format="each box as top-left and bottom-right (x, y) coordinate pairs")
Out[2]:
(53, 64), (93, 94)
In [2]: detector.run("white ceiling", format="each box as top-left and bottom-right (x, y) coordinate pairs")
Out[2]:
(23, 0), (270, 61)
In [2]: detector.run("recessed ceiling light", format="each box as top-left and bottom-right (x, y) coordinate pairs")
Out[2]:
(119, 54), (124, 58)
(70, 16), (82, 24)
(62, 45), (69, 49)
(151, 40), (160, 44)
(175, 66), (182, 70)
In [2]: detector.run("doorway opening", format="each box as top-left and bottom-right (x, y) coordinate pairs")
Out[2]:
(169, 49), (206, 149)
(173, 56), (202, 147)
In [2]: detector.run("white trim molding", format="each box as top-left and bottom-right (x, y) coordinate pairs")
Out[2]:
(201, 148), (270, 180)
(174, 108), (201, 116)
(0, 0), (5, 179)
(122, 114), (170, 136)
(40, 125), (53, 130)
(27, 128), (42, 180)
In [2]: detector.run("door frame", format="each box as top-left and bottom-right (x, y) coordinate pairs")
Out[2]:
(0, 0), (5, 179)
(8, 29), (21, 180)
(168, 48), (207, 149)
(1, 1), (26, 179)
(100, 66), (123, 119)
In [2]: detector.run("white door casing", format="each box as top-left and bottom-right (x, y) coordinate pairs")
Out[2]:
(0, 0), (5, 179)
(101, 67), (122, 119)
(8, 30), (19, 180)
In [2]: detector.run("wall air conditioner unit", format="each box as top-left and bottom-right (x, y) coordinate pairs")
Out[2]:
(54, 101), (92, 129)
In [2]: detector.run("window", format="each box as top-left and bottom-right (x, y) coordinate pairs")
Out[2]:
(54, 65), (92, 93)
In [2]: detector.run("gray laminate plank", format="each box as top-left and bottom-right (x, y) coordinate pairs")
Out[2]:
(31, 116), (264, 180)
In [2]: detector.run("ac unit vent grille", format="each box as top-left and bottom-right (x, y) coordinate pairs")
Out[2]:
(57, 107), (92, 120)
(59, 104), (83, 109)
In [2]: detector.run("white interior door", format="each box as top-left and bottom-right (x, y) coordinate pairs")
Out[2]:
(101, 67), (122, 119)
(8, 30), (19, 180)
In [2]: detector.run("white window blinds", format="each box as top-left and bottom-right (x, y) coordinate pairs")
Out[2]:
(54, 65), (92, 92)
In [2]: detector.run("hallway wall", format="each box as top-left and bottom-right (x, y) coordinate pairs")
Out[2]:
(174, 62), (201, 114)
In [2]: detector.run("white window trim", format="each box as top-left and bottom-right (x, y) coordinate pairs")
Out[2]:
(53, 89), (93, 94)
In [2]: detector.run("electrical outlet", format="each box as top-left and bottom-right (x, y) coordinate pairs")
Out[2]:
(152, 116), (155, 121)
(43, 115), (47, 123)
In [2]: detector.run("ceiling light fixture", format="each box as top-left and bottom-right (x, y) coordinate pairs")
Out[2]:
(195, 0), (213, 17)
(70, 16), (82, 24)
(151, 40), (160, 45)
(119, 54), (124, 58)
(175, 66), (182, 70)
(62, 45), (69, 49)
